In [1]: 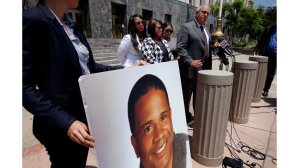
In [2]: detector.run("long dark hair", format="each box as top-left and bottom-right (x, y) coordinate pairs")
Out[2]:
(128, 14), (147, 51)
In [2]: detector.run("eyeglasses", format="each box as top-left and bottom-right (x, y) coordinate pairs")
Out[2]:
(165, 29), (173, 33)
(135, 21), (144, 26)
(156, 26), (163, 30)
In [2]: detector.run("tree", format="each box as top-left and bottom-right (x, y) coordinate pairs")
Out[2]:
(264, 6), (277, 27)
(210, 0), (265, 41)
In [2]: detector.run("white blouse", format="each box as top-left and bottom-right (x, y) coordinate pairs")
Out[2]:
(117, 34), (142, 67)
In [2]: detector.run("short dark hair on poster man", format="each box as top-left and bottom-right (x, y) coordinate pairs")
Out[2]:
(128, 74), (170, 135)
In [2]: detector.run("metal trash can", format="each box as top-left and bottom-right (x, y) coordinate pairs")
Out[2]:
(192, 70), (234, 167)
(249, 56), (269, 102)
(229, 60), (258, 124)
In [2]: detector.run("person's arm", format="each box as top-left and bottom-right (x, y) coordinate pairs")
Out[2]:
(117, 35), (132, 64)
(176, 25), (193, 65)
(141, 38), (156, 64)
(163, 39), (175, 61)
(23, 14), (94, 148)
(176, 25), (202, 68)
(92, 62), (124, 72)
(22, 14), (76, 134)
(168, 50), (175, 61)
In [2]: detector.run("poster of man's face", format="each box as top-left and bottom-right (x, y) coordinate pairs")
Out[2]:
(79, 62), (192, 168)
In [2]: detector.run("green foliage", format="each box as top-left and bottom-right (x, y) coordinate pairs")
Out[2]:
(210, 0), (275, 42)
(232, 39), (248, 47)
(232, 39), (257, 48)
(264, 6), (277, 26)
(210, 3), (218, 16)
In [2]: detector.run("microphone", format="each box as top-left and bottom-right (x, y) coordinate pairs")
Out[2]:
(212, 41), (219, 49)
(218, 39), (233, 56)
(218, 39), (229, 48)
(210, 38), (230, 66)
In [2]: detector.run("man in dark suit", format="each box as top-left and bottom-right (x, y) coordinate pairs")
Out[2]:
(176, 4), (212, 126)
(23, 0), (125, 167)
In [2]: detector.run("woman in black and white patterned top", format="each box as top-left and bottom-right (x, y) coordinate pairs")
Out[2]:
(141, 19), (174, 64)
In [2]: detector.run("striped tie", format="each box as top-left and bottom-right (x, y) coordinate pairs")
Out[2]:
(200, 25), (209, 58)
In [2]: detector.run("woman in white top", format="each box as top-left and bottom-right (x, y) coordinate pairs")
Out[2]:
(117, 14), (148, 67)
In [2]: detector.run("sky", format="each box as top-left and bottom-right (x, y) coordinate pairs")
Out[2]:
(253, 0), (277, 7)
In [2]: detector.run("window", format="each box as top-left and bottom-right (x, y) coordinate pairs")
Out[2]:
(165, 14), (172, 23)
(142, 9), (153, 21)
(111, 3), (126, 39)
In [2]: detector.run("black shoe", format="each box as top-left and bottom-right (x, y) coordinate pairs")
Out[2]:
(262, 91), (268, 97)
(186, 114), (194, 127)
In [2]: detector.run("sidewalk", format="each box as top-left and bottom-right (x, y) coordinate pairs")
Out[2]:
(23, 53), (277, 168)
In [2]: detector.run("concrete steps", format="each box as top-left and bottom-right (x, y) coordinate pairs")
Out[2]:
(87, 38), (121, 66)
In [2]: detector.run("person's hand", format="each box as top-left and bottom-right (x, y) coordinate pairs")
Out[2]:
(190, 60), (203, 68)
(136, 60), (149, 66)
(67, 120), (95, 148)
(129, 60), (149, 68)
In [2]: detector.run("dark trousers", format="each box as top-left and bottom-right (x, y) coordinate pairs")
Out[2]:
(34, 127), (89, 168)
(181, 76), (197, 117)
(179, 56), (211, 120)
(263, 56), (277, 92)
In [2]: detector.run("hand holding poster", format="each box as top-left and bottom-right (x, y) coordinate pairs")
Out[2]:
(78, 61), (192, 168)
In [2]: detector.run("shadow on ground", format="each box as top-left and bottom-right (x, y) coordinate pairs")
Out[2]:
(262, 97), (277, 107)
(251, 97), (277, 108)
(251, 97), (277, 114)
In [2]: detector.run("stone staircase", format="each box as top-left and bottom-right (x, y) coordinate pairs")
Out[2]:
(87, 38), (122, 66)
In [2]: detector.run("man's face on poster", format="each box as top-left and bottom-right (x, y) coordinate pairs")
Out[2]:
(131, 88), (174, 168)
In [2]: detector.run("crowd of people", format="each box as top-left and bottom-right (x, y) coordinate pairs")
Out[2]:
(22, 0), (212, 167)
(118, 16), (175, 65)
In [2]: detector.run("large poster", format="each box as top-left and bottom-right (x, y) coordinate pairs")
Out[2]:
(79, 61), (192, 168)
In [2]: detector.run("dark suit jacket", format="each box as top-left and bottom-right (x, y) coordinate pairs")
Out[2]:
(23, 3), (123, 139)
(176, 19), (212, 79)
